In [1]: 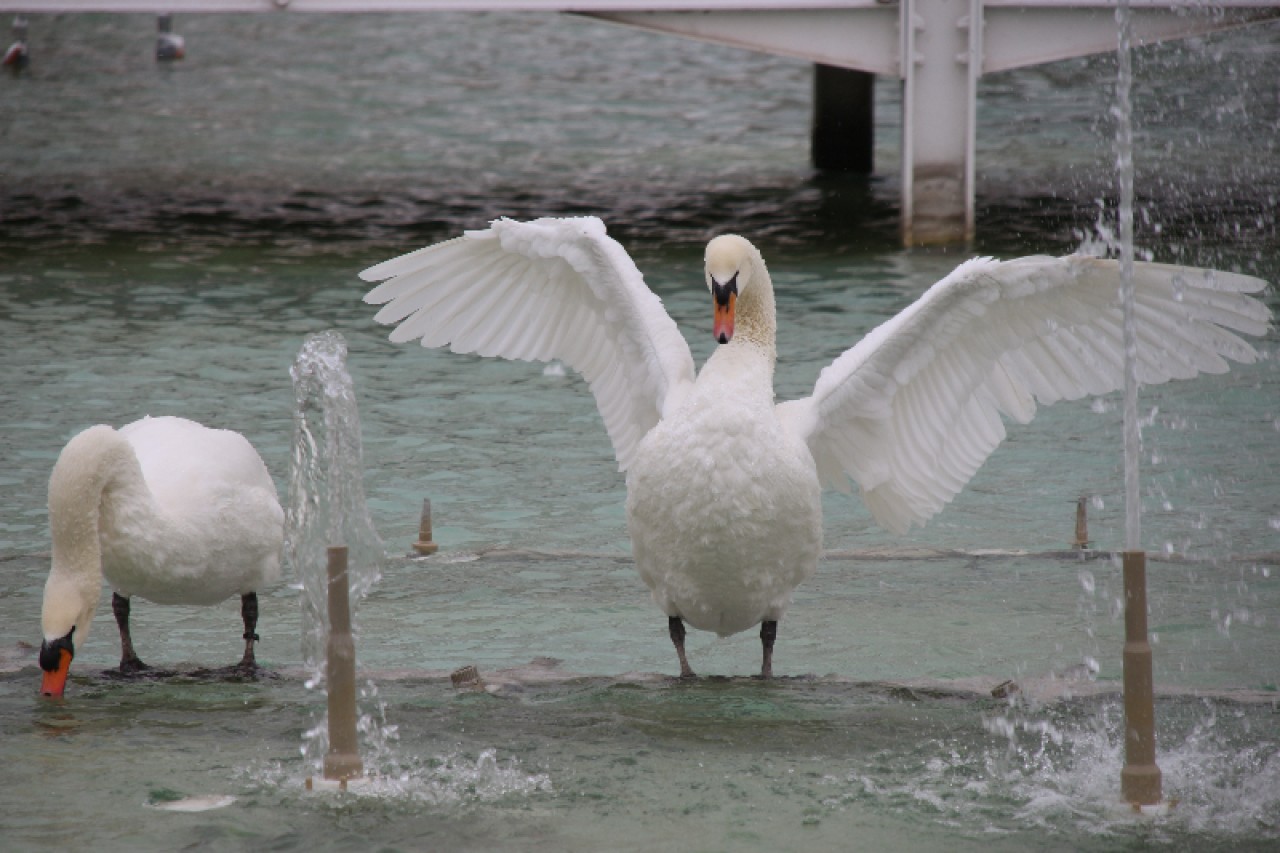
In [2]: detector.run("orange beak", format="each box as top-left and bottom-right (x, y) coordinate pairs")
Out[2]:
(40, 648), (72, 698)
(713, 290), (736, 344)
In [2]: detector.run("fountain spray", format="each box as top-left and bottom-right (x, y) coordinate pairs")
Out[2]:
(287, 330), (385, 790)
(1115, 0), (1162, 809)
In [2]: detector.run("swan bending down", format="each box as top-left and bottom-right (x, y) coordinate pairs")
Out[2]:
(39, 416), (284, 697)
(361, 217), (1270, 678)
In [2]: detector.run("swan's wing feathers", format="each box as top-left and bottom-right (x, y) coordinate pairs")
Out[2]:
(785, 255), (1270, 534)
(361, 216), (696, 471)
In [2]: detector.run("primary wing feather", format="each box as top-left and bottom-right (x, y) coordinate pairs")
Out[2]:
(362, 216), (696, 471)
(779, 255), (1270, 534)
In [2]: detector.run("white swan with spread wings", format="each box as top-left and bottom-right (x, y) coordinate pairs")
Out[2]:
(362, 216), (1269, 678)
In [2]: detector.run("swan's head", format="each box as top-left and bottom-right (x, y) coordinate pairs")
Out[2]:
(705, 234), (762, 345)
(40, 426), (115, 698)
(39, 569), (99, 699)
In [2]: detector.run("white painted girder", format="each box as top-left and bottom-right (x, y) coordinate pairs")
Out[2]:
(586, 9), (900, 76)
(982, 7), (1280, 72)
(588, 3), (1278, 76)
(6, 1), (1276, 75)
(0, 1), (883, 12)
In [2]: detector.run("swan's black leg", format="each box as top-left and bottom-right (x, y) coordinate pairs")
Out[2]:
(237, 592), (260, 670)
(669, 616), (695, 679)
(759, 620), (777, 679)
(112, 592), (148, 673)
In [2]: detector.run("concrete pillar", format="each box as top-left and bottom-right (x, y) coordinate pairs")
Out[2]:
(811, 64), (874, 173)
(900, 0), (981, 245)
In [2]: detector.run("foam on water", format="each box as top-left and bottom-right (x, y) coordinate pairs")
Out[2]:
(827, 694), (1280, 843)
(242, 746), (552, 808)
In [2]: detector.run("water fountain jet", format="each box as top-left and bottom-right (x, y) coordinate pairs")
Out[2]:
(287, 330), (384, 792)
(1115, 0), (1162, 809)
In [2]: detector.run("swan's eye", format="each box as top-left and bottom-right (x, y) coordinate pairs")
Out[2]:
(712, 273), (738, 306)
(39, 630), (75, 672)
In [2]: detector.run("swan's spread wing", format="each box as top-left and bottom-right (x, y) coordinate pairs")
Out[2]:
(362, 216), (696, 471)
(779, 255), (1270, 534)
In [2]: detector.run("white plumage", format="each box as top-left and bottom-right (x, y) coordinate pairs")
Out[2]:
(39, 416), (284, 696)
(362, 216), (1270, 677)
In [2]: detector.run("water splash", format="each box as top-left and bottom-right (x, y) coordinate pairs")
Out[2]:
(345, 748), (553, 806)
(993, 698), (1280, 841)
(287, 330), (384, 680)
(239, 747), (552, 807)
(286, 329), (385, 769)
(825, 696), (1280, 843)
(1115, 0), (1142, 553)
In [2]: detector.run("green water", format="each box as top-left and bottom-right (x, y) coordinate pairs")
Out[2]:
(2, 11), (1278, 852)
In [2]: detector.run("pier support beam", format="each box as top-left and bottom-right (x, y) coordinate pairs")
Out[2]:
(900, 0), (980, 245)
(811, 64), (874, 174)
(592, 2), (1278, 246)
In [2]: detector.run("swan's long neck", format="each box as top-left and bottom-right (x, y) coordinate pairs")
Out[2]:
(721, 250), (777, 367)
(43, 425), (153, 640)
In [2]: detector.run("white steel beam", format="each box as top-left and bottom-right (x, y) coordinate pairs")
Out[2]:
(584, 8), (899, 76)
(6, 0), (1276, 10)
(983, 6), (1280, 72)
(6, 0), (1275, 14)
(0, 1), (879, 12)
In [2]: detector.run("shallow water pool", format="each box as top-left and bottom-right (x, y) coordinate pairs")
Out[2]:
(2, 12), (1278, 851)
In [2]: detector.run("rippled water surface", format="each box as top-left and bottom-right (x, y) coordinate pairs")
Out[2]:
(2, 12), (1278, 852)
